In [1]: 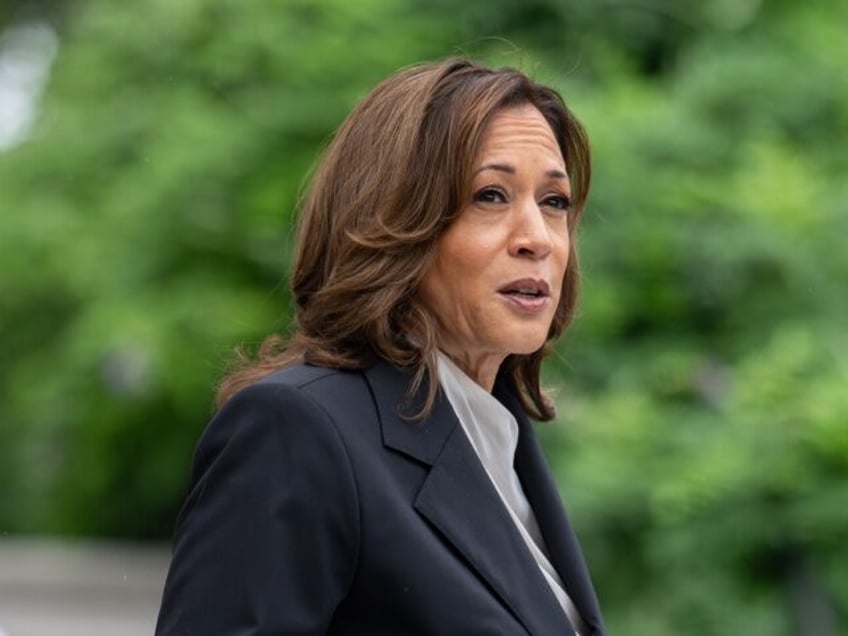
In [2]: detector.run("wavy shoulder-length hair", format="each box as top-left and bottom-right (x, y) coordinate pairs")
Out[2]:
(217, 58), (591, 420)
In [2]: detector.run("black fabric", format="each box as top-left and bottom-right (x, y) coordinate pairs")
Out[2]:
(156, 360), (605, 635)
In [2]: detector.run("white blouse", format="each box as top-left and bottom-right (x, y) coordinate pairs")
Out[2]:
(436, 352), (586, 635)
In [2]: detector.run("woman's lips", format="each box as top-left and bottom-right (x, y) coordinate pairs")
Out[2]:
(497, 278), (551, 313)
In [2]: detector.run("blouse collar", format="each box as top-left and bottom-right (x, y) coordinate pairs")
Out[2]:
(436, 351), (518, 467)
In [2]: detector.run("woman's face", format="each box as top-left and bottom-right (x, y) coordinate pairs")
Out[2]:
(419, 105), (572, 389)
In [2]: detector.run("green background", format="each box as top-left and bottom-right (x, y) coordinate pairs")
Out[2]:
(1, 0), (846, 633)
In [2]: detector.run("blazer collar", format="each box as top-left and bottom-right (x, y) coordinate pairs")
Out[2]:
(364, 360), (581, 636)
(364, 359), (453, 466)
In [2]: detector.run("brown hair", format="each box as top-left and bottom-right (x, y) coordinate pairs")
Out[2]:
(217, 58), (591, 420)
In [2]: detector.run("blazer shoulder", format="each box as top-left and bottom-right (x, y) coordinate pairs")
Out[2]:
(160, 364), (362, 635)
(254, 361), (347, 390)
(245, 362), (376, 427)
(193, 366), (353, 472)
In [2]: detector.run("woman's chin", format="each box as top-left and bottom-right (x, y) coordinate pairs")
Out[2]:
(504, 335), (549, 357)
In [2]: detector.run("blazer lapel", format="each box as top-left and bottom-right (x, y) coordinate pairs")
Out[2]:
(365, 361), (577, 636)
(498, 382), (606, 636)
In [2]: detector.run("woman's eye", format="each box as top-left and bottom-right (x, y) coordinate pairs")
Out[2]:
(543, 194), (572, 212)
(474, 187), (507, 204)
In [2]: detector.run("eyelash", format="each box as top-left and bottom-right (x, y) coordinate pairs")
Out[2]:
(473, 187), (572, 213)
(474, 187), (507, 204)
(545, 195), (572, 211)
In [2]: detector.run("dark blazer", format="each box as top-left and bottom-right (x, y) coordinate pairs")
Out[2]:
(156, 360), (605, 635)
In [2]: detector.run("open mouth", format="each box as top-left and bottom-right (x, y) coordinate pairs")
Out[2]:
(498, 279), (551, 298)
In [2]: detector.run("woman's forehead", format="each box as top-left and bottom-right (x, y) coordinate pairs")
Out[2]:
(475, 106), (565, 170)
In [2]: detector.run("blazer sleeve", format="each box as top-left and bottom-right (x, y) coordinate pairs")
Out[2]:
(155, 381), (360, 635)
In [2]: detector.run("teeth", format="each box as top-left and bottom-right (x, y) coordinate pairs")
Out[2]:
(501, 283), (546, 296)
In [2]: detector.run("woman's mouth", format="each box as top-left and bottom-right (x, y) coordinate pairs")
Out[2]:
(497, 279), (551, 312)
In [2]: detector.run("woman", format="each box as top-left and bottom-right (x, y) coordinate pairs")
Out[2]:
(156, 58), (605, 636)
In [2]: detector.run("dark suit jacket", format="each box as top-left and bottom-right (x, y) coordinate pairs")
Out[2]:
(156, 360), (605, 635)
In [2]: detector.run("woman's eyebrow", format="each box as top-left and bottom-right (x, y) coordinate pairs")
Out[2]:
(474, 162), (515, 176)
(474, 163), (569, 181)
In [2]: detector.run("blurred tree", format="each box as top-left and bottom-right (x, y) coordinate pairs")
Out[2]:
(0, 0), (469, 538)
(0, 0), (69, 29)
(540, 1), (848, 633)
(0, 0), (845, 633)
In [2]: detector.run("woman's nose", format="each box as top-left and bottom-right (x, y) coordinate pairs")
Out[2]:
(509, 200), (554, 259)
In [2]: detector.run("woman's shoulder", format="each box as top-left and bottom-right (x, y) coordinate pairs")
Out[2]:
(247, 361), (373, 409)
(192, 363), (374, 482)
(218, 361), (378, 438)
(253, 361), (357, 392)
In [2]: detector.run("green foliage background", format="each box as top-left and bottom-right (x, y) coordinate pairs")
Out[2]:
(1, 0), (845, 633)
